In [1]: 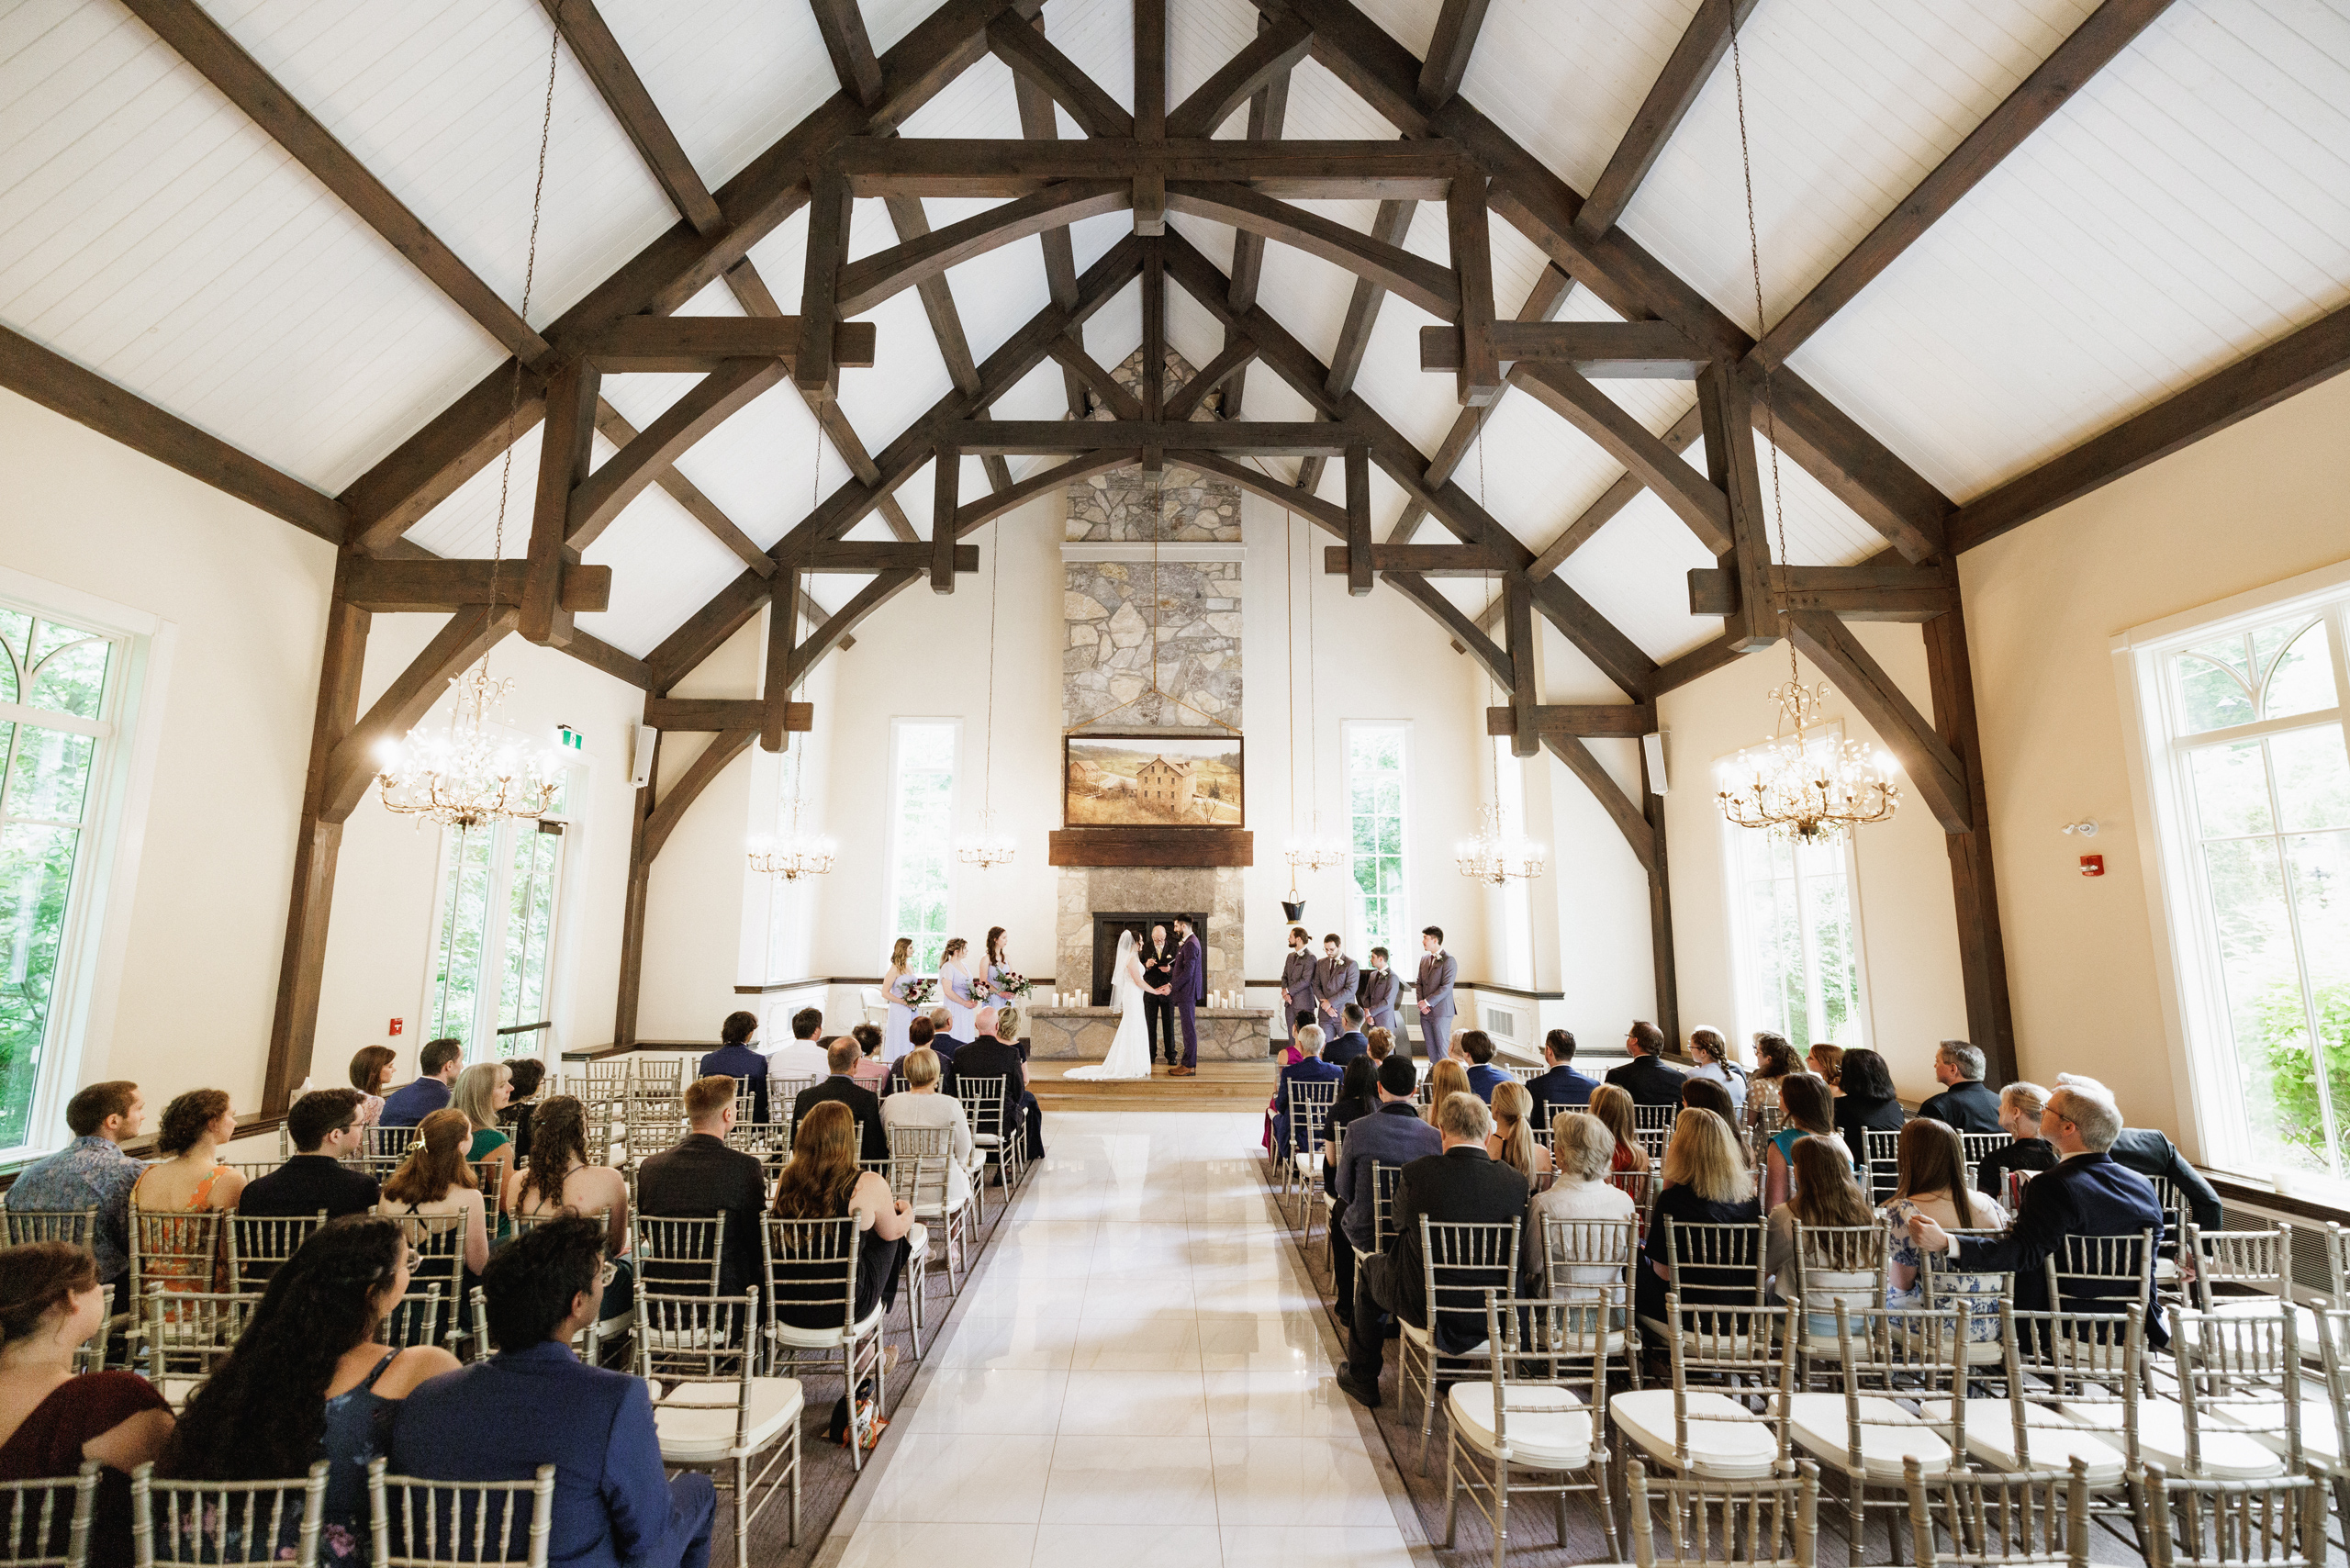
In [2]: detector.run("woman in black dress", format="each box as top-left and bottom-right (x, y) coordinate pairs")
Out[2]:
(1634, 1108), (1762, 1326)
(1830, 1048), (1908, 1171)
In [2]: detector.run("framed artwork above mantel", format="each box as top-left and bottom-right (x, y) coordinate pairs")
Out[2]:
(1063, 733), (1244, 829)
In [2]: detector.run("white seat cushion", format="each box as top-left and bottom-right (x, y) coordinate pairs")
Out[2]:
(1608, 1391), (1782, 1480)
(2205, 1394), (2333, 1463)
(1788, 1394), (1953, 1481)
(767, 1302), (886, 1350)
(1399, 1319), (1490, 1359)
(653, 1377), (805, 1462)
(2057, 1398), (2283, 1480)
(1292, 1150), (1317, 1179)
(1918, 1399), (2126, 1484)
(1447, 1383), (1595, 1470)
(2208, 1296), (2321, 1345)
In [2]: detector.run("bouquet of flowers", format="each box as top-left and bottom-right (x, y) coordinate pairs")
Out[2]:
(985, 969), (1032, 999)
(897, 976), (938, 1010)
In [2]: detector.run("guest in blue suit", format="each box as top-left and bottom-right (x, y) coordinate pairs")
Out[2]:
(389, 1217), (716, 1568)
(1271, 1025), (1345, 1158)
(1458, 1031), (1511, 1103)
(378, 1038), (463, 1131)
(1525, 1029), (1598, 1124)
(698, 1011), (769, 1126)
(1323, 1003), (1371, 1070)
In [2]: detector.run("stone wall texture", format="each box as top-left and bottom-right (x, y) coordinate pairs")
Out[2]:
(1062, 560), (1241, 729)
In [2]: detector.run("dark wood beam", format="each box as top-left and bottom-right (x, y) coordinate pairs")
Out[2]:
(1574, 0), (1762, 240)
(1447, 167), (1500, 406)
(1324, 544), (1497, 576)
(1639, 743), (1678, 1053)
(1752, 0), (2178, 372)
(1142, 252), (1166, 468)
(1503, 575), (1536, 756)
(761, 565), (798, 753)
(987, 14), (1136, 138)
(1296, 196), (1416, 497)
(1416, 0), (1495, 109)
(562, 628), (655, 689)
(1343, 447), (1373, 596)
(524, 361), (599, 644)
(1009, 14), (1087, 416)
(1222, 21), (1295, 418)
(1651, 630), (1751, 696)
(1162, 339), (1256, 421)
(1382, 571), (1511, 687)
(1926, 598), (2016, 1082)
(957, 450), (1139, 534)
(120, 0), (555, 370)
(963, 420), (1365, 454)
(1950, 299), (2350, 553)
(1136, 0), (1168, 235)
(1696, 359), (1774, 648)
(1543, 734), (1654, 868)
(1166, 182), (1459, 318)
(933, 450), (960, 593)
(809, 0), (887, 108)
(794, 173), (854, 401)
(1528, 576), (1657, 701)
(1048, 338), (1146, 420)
(341, 557), (611, 615)
(647, 698), (812, 733)
(568, 359), (786, 544)
(1517, 364), (1730, 550)
(543, 0), (724, 231)
(1486, 704), (1656, 739)
(1419, 320), (1707, 376)
(1686, 560), (1957, 622)
(0, 325), (345, 543)
(576, 317), (875, 371)
(1167, 14), (1315, 139)
(833, 138), (1463, 199)
(1785, 611), (1970, 833)
(805, 541), (981, 573)
(835, 181), (1131, 314)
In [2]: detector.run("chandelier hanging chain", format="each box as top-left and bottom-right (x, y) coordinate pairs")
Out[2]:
(756, 417), (837, 879)
(1729, 18), (1797, 698)
(1455, 411), (1541, 885)
(483, 22), (564, 644)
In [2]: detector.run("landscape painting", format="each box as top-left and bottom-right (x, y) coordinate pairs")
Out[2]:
(1065, 734), (1244, 828)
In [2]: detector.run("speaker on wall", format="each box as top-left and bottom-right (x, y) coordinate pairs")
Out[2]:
(1642, 731), (1669, 796)
(629, 725), (657, 790)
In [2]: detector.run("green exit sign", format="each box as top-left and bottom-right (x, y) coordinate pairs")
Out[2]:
(556, 725), (586, 751)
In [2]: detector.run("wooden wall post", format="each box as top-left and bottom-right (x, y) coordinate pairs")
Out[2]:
(1640, 741), (1680, 1053)
(1924, 595), (2017, 1083)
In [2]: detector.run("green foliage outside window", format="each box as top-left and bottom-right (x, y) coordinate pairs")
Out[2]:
(2246, 980), (2350, 1171)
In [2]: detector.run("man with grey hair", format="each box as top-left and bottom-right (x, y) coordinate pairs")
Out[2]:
(1972, 1080), (2058, 1204)
(1336, 1090), (1536, 1407)
(1908, 1075), (2171, 1347)
(1271, 1024), (1343, 1159)
(1917, 1039), (2002, 1133)
(2055, 1073), (2222, 1231)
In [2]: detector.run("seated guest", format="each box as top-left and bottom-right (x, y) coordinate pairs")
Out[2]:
(1331, 1057), (1442, 1326)
(1807, 1043), (1845, 1097)
(792, 1039), (888, 1163)
(498, 1058), (547, 1163)
(1606, 1022), (1687, 1107)
(453, 1062), (515, 1233)
(636, 1077), (768, 1299)
(699, 1012), (769, 1126)
(1364, 1026), (1394, 1063)
(770, 1104), (915, 1445)
(1336, 1092), (1536, 1408)
(1325, 1057), (1380, 1147)
(926, 1007), (955, 1047)
(1324, 1005), (1370, 1070)
(1831, 1048), (1907, 1170)
(378, 1039), (462, 1130)
(1684, 1027), (1748, 1117)
(847, 1025), (890, 1095)
(507, 1096), (632, 1325)
(1916, 1040), (2001, 1133)
(763, 1007), (830, 1084)
(375, 1110), (489, 1277)
(2058, 1073), (2223, 1231)
(1422, 1058), (1470, 1128)
(1485, 1080), (1551, 1181)
(241, 1089), (380, 1218)
(0, 1242), (173, 1568)
(955, 1010), (1045, 1165)
(348, 1047), (397, 1128)
(1535, 1112), (1639, 1283)
(1272, 1025), (1344, 1156)
(1908, 1079), (2170, 1348)
(1882, 1118), (2005, 1336)
(132, 1089), (245, 1220)
(1681, 1077), (1740, 1130)
(1761, 1136), (1876, 1338)
(1588, 1084), (1650, 1176)
(1744, 1034), (1802, 1136)
(390, 1217), (716, 1568)
(162, 1217), (459, 1566)
(1762, 1073), (1846, 1211)
(884, 1016), (949, 1096)
(1526, 1030), (1597, 1124)
(1458, 1032), (1510, 1103)
(878, 1047), (980, 1212)
(1633, 1108), (1762, 1327)
(6, 1083), (144, 1301)
(1973, 1081), (2058, 1206)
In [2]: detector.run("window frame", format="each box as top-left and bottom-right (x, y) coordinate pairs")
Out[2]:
(884, 718), (959, 973)
(417, 750), (579, 1061)
(2114, 557), (2350, 1183)
(1341, 719), (1409, 963)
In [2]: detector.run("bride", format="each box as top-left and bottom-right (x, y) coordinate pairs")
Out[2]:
(1067, 929), (1153, 1081)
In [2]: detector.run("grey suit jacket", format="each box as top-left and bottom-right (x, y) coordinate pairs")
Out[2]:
(1361, 969), (1400, 1029)
(1416, 951), (1457, 1021)
(1314, 956), (1359, 1021)
(1281, 949), (1317, 1029)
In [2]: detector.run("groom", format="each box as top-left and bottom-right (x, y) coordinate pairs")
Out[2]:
(1165, 915), (1205, 1077)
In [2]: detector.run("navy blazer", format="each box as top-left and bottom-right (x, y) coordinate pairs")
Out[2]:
(1324, 1032), (1370, 1070)
(2109, 1126), (2223, 1231)
(1525, 1064), (1598, 1124)
(1272, 1057), (1345, 1155)
(378, 1077), (452, 1130)
(697, 1042), (769, 1125)
(1462, 1063), (1511, 1103)
(1604, 1055), (1686, 1108)
(1916, 1079), (2002, 1135)
(390, 1342), (695, 1568)
(1951, 1150), (2170, 1349)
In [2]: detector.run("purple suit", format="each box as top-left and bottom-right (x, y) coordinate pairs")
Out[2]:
(1170, 932), (1205, 1069)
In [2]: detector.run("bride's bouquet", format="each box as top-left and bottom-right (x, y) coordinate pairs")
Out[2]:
(979, 969), (1032, 1000)
(897, 976), (938, 1010)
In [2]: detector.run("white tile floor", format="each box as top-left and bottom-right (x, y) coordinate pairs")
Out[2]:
(834, 1112), (1422, 1568)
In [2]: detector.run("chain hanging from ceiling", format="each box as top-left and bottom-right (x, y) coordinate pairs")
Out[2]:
(752, 420), (840, 879)
(957, 506), (1015, 868)
(1456, 411), (1545, 885)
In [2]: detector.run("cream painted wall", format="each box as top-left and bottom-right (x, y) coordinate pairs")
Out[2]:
(0, 388), (330, 1122)
(1961, 373), (2350, 1151)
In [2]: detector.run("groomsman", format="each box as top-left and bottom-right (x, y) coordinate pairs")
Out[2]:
(1360, 947), (1401, 1047)
(1280, 928), (1316, 1043)
(1416, 926), (1458, 1061)
(1314, 935), (1359, 1042)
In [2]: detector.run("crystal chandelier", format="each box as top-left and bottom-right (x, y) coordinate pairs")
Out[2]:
(957, 809), (1016, 869)
(376, 665), (561, 831)
(1717, 681), (1898, 844)
(1456, 802), (1546, 886)
(956, 514), (1016, 869)
(1284, 813), (1344, 880)
(752, 667), (834, 880)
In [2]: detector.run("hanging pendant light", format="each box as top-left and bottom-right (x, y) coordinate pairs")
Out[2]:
(1281, 500), (1342, 893)
(753, 425), (839, 881)
(1453, 415), (1544, 887)
(957, 511), (1016, 868)
(377, 28), (565, 832)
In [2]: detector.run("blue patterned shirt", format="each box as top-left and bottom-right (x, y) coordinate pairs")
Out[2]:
(6, 1136), (144, 1280)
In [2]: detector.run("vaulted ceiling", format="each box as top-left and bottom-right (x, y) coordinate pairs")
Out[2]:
(2, 0), (2344, 682)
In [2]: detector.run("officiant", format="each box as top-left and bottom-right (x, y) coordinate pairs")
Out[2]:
(1141, 923), (1179, 1069)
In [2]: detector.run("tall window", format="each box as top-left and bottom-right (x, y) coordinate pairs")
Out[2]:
(426, 800), (567, 1059)
(2128, 591), (2350, 1180)
(888, 721), (957, 971)
(0, 607), (124, 1149)
(1720, 734), (1867, 1051)
(1494, 739), (1533, 987)
(1346, 722), (1406, 958)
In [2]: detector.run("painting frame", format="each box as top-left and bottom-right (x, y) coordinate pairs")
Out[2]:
(1063, 732), (1246, 829)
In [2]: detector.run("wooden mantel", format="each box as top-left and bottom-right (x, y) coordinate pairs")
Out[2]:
(1048, 827), (1253, 868)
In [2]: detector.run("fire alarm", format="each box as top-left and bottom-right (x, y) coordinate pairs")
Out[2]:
(2079, 855), (2104, 878)
(388, 1017), (405, 1036)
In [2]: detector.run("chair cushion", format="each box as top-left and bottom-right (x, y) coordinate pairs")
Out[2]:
(2208, 1296), (2321, 1345)
(1292, 1151), (1317, 1178)
(766, 1303), (886, 1350)
(1608, 1391), (1782, 1480)
(2057, 1398), (2283, 1480)
(1447, 1383), (1595, 1470)
(1918, 1399), (2126, 1484)
(654, 1377), (805, 1462)
(1398, 1319), (1490, 1359)
(1787, 1393), (1953, 1481)
(2216, 1394), (2341, 1465)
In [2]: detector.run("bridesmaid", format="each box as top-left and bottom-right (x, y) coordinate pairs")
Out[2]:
(938, 936), (979, 1045)
(984, 926), (1015, 1001)
(881, 937), (918, 1061)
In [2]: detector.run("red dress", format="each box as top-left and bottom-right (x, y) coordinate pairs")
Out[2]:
(0, 1372), (170, 1568)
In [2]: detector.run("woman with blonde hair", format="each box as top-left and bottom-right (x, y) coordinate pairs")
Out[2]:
(878, 1047), (980, 1210)
(881, 936), (918, 1060)
(1588, 1083), (1650, 1175)
(1633, 1108), (1761, 1325)
(1484, 1080), (1552, 1181)
(376, 1109), (488, 1276)
(451, 1061), (513, 1237)
(1422, 1058), (1470, 1127)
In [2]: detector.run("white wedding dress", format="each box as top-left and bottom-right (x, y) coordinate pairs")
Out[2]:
(1067, 931), (1153, 1080)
